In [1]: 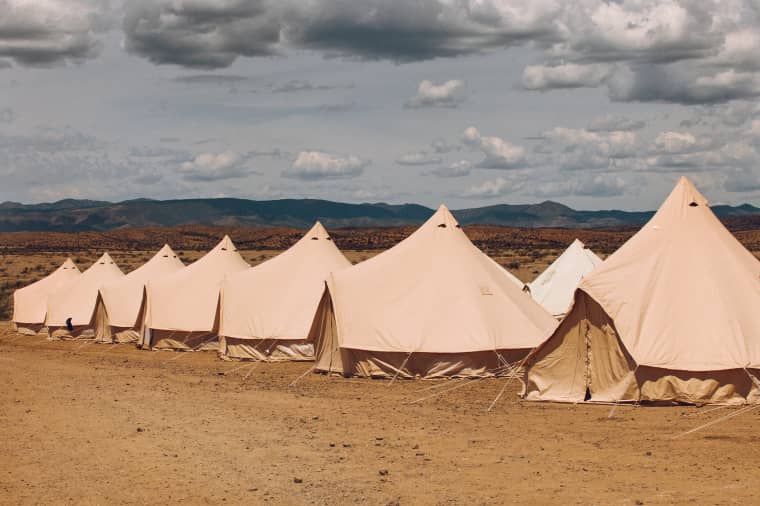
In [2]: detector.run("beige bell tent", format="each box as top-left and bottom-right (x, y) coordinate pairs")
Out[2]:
(310, 205), (557, 378)
(45, 253), (124, 339)
(141, 235), (249, 351)
(523, 177), (760, 405)
(219, 222), (351, 361)
(94, 245), (185, 344)
(12, 258), (80, 335)
(527, 239), (602, 318)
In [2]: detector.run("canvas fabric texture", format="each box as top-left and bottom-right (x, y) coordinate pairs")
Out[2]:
(45, 253), (124, 339)
(523, 177), (760, 404)
(219, 222), (351, 361)
(311, 205), (557, 378)
(13, 258), (80, 329)
(143, 236), (248, 350)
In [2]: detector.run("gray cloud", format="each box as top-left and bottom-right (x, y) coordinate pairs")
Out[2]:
(724, 167), (760, 193)
(318, 101), (355, 113)
(117, 0), (760, 109)
(587, 115), (645, 132)
(0, 0), (107, 66)
(171, 74), (250, 85)
(128, 145), (186, 158)
(0, 107), (14, 123)
(607, 65), (760, 105)
(431, 138), (459, 154)
(424, 160), (472, 178)
(395, 150), (442, 166)
(121, 0), (563, 69)
(533, 174), (627, 198)
(271, 79), (352, 93)
(123, 0), (281, 69)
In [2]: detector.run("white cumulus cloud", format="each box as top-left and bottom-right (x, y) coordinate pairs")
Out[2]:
(405, 79), (465, 109)
(462, 126), (526, 169)
(283, 150), (368, 180)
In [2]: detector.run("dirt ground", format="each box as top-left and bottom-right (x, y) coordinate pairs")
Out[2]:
(2, 324), (760, 505)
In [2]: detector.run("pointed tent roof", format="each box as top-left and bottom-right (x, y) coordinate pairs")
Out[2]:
(576, 176), (760, 370)
(528, 239), (602, 317)
(100, 244), (185, 328)
(146, 235), (249, 332)
(46, 253), (124, 327)
(326, 205), (557, 354)
(221, 222), (351, 340)
(13, 258), (81, 324)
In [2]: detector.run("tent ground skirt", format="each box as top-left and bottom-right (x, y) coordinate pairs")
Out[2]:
(220, 337), (314, 361)
(149, 329), (219, 351)
(13, 323), (46, 335)
(318, 348), (530, 379)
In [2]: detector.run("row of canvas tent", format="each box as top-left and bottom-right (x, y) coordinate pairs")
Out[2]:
(12, 209), (592, 366)
(12, 177), (757, 405)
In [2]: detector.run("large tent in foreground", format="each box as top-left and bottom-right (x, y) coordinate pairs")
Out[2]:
(310, 205), (557, 379)
(45, 253), (124, 339)
(527, 239), (602, 318)
(94, 245), (184, 344)
(12, 258), (80, 335)
(141, 236), (249, 351)
(219, 222), (351, 361)
(523, 177), (760, 405)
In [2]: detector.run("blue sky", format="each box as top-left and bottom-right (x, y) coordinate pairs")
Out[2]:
(2, 0), (760, 210)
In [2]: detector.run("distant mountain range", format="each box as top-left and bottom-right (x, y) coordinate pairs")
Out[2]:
(0, 197), (759, 232)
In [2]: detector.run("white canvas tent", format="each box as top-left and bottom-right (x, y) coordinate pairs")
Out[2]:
(219, 222), (351, 361)
(12, 258), (80, 335)
(141, 235), (249, 351)
(45, 253), (124, 339)
(523, 177), (760, 405)
(95, 244), (184, 344)
(527, 239), (602, 318)
(311, 205), (557, 379)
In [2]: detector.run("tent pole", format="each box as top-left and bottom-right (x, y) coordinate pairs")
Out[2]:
(388, 351), (413, 386)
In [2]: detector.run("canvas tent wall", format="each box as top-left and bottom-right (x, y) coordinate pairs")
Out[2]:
(95, 245), (184, 344)
(219, 222), (351, 361)
(523, 177), (760, 405)
(311, 205), (557, 379)
(45, 253), (124, 339)
(141, 235), (249, 351)
(12, 258), (80, 335)
(527, 239), (602, 318)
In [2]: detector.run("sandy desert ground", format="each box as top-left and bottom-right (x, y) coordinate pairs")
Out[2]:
(3, 231), (760, 505)
(2, 323), (760, 505)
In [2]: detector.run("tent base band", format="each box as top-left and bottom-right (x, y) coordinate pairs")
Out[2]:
(47, 326), (95, 340)
(149, 329), (219, 351)
(317, 348), (531, 379)
(219, 337), (314, 362)
(95, 327), (140, 344)
(12, 323), (46, 336)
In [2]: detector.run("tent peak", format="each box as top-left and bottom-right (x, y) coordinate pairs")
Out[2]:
(214, 235), (238, 252)
(430, 204), (460, 229)
(156, 243), (179, 259)
(306, 221), (331, 240)
(670, 176), (709, 207)
(96, 252), (116, 265)
(569, 238), (587, 249)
